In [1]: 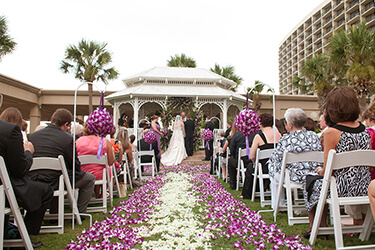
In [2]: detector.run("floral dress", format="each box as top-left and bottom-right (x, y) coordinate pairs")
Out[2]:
(269, 129), (322, 183)
(304, 124), (371, 212)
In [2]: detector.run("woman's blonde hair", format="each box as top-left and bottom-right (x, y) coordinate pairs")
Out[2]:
(227, 125), (238, 140)
(116, 127), (130, 151)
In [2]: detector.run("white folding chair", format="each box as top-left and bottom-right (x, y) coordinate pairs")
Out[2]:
(30, 156), (82, 234)
(310, 149), (375, 249)
(236, 148), (248, 191)
(137, 150), (157, 178)
(274, 150), (324, 225)
(111, 163), (123, 198)
(132, 151), (143, 180)
(78, 154), (111, 212)
(251, 148), (274, 207)
(0, 156), (33, 249)
(121, 153), (133, 189)
(225, 148), (230, 183)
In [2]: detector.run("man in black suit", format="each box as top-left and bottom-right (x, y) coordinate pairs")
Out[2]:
(203, 116), (214, 161)
(28, 108), (95, 215)
(137, 129), (161, 172)
(227, 131), (255, 196)
(225, 121), (233, 138)
(0, 118), (53, 237)
(184, 113), (195, 156)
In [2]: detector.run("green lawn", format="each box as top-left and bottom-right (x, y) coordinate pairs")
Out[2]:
(30, 176), (375, 249)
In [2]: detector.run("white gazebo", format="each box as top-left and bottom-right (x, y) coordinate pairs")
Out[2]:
(105, 67), (246, 135)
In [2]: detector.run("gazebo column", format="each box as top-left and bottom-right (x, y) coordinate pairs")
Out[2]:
(133, 97), (139, 145)
(223, 99), (228, 130)
(29, 105), (41, 133)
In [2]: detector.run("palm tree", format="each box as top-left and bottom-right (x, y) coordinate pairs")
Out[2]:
(60, 39), (119, 113)
(328, 21), (375, 112)
(246, 80), (271, 113)
(210, 64), (242, 91)
(167, 53), (196, 68)
(0, 16), (17, 61)
(292, 54), (339, 113)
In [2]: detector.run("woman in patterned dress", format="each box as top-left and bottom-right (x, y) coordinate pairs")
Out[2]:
(303, 86), (371, 238)
(268, 108), (322, 209)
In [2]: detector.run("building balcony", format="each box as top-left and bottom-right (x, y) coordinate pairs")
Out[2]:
(335, 7), (345, 18)
(363, 1), (375, 15)
(348, 0), (359, 12)
(334, 0), (344, 9)
(366, 12), (375, 26)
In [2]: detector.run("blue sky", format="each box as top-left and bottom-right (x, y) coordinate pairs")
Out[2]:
(1, 0), (323, 94)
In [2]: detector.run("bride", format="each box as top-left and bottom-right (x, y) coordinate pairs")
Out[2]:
(161, 115), (187, 166)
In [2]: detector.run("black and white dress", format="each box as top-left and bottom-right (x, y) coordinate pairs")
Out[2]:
(269, 129), (323, 183)
(304, 123), (371, 212)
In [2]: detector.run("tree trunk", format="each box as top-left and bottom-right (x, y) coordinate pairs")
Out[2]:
(88, 83), (93, 114)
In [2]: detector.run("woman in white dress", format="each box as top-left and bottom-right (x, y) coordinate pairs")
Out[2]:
(161, 115), (188, 166)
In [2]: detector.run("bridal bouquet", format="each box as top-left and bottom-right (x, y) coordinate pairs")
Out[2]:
(234, 109), (260, 158)
(144, 131), (157, 150)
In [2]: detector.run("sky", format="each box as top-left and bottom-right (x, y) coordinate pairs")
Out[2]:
(1, 0), (324, 94)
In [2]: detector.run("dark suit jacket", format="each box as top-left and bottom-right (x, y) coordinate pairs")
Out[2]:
(137, 139), (160, 167)
(225, 126), (232, 138)
(184, 119), (195, 138)
(0, 120), (50, 212)
(28, 124), (85, 186)
(205, 120), (214, 131)
(229, 131), (255, 163)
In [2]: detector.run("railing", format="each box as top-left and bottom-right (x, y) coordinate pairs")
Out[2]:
(350, 10), (360, 20)
(349, 0), (359, 9)
(335, 8), (344, 17)
(335, 0), (343, 7)
(365, 2), (375, 12)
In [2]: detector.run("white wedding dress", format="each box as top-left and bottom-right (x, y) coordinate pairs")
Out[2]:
(161, 116), (188, 166)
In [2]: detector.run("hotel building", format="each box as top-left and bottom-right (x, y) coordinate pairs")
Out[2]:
(279, 0), (375, 95)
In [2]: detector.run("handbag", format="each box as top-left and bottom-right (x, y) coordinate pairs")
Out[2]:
(119, 183), (127, 197)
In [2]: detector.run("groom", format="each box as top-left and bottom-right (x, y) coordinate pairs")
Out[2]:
(184, 113), (194, 156)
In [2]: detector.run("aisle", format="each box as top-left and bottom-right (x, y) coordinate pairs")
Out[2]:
(65, 164), (311, 250)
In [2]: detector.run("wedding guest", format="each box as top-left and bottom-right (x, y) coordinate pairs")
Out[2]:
(303, 86), (371, 238)
(304, 117), (316, 132)
(118, 113), (127, 127)
(29, 108), (95, 215)
(250, 113), (281, 192)
(363, 107), (375, 179)
(275, 119), (287, 136)
(76, 121), (115, 198)
(203, 116), (214, 161)
(269, 108), (322, 209)
(71, 123), (84, 140)
(21, 119), (28, 142)
(225, 121), (233, 138)
(369, 180), (375, 220)
(150, 115), (162, 157)
(227, 127), (255, 194)
(0, 108), (53, 239)
(129, 134), (137, 152)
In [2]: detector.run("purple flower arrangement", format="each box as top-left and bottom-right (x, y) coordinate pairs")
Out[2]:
(202, 129), (214, 141)
(144, 131), (157, 145)
(86, 108), (114, 137)
(65, 164), (311, 250)
(234, 109), (260, 137)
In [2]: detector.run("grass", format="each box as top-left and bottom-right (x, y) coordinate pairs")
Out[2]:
(30, 173), (375, 249)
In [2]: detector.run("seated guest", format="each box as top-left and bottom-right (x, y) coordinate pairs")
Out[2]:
(29, 108), (95, 215)
(363, 106), (375, 179)
(304, 117), (316, 132)
(269, 108), (322, 209)
(137, 128), (160, 172)
(303, 86), (371, 238)
(76, 122), (115, 198)
(227, 126), (256, 198)
(210, 132), (227, 175)
(369, 180), (375, 220)
(250, 113), (281, 192)
(0, 107), (53, 238)
(129, 134), (137, 152)
(71, 123), (84, 141)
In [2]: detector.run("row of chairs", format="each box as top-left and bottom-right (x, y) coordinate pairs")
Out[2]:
(233, 147), (375, 249)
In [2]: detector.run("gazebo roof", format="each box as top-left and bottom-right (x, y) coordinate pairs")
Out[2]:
(106, 67), (246, 103)
(122, 67), (237, 88)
